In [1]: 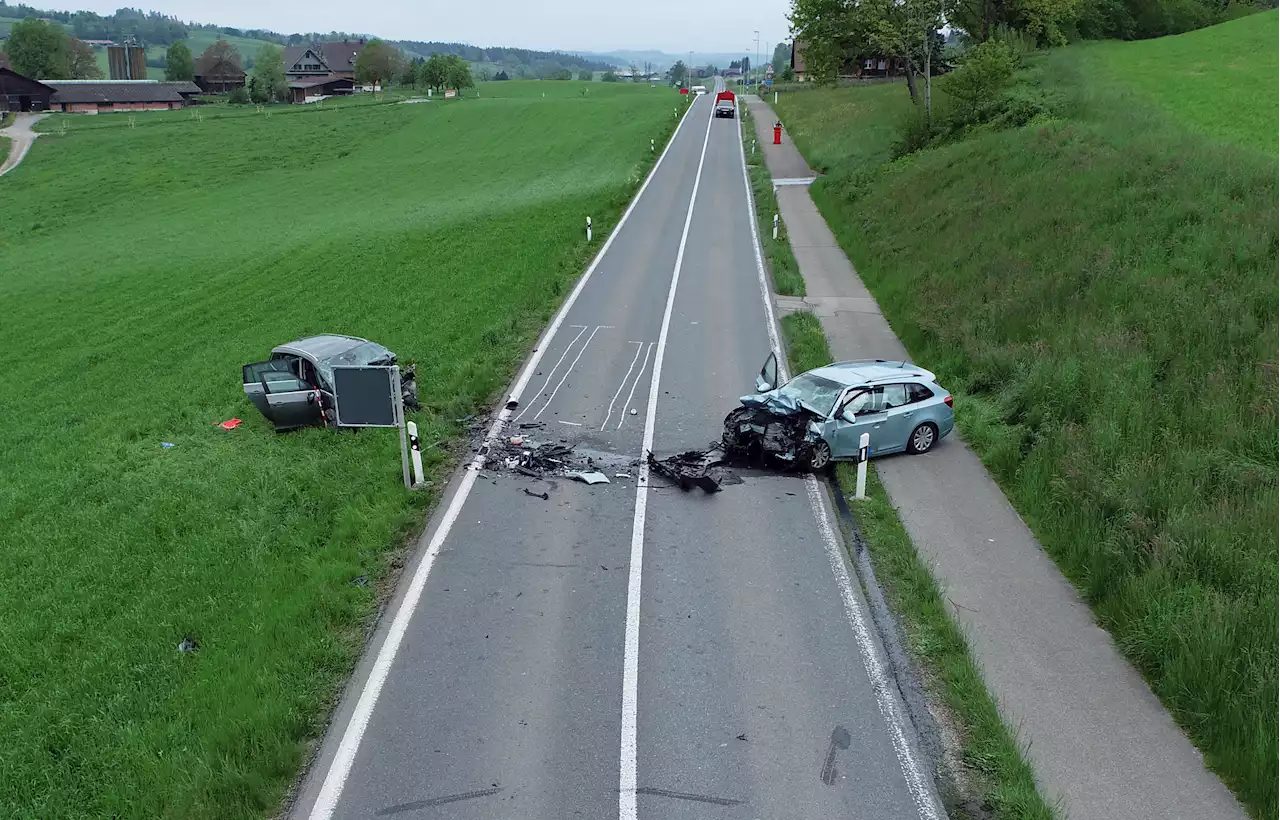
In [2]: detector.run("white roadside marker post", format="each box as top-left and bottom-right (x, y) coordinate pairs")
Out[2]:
(855, 433), (870, 499)
(651, 138), (655, 153)
(773, 214), (779, 240)
(774, 90), (778, 104)
(752, 138), (756, 155)
(407, 421), (425, 488)
(586, 216), (592, 242)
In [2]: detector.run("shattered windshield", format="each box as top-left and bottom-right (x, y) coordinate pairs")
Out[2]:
(776, 373), (844, 417)
(315, 341), (395, 388)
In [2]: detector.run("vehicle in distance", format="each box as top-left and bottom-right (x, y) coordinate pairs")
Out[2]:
(723, 353), (954, 470)
(691, 85), (707, 95)
(242, 334), (418, 431)
(714, 90), (736, 118)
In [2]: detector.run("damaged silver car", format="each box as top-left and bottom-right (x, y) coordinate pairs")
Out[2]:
(242, 334), (418, 431)
(722, 353), (954, 470)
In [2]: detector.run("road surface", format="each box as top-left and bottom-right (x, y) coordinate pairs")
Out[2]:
(0, 113), (48, 178)
(290, 85), (941, 820)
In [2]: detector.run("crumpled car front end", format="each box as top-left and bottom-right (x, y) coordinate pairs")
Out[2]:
(721, 393), (824, 467)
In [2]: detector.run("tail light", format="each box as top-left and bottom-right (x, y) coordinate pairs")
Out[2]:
(944, 395), (953, 408)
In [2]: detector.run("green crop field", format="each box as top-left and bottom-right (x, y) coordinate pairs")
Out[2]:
(1084, 10), (1277, 153)
(776, 15), (1277, 820)
(0, 81), (678, 819)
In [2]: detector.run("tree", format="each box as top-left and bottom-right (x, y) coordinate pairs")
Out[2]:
(228, 85), (250, 104)
(400, 58), (420, 87)
(7, 18), (69, 79)
(354, 38), (404, 88)
(248, 75), (267, 103)
(493, 69), (509, 80)
(772, 42), (791, 76)
(252, 44), (288, 102)
(669, 60), (687, 86)
(444, 54), (473, 90)
(420, 53), (447, 90)
(601, 69), (618, 82)
(165, 40), (194, 81)
(578, 69), (592, 81)
(65, 36), (102, 79)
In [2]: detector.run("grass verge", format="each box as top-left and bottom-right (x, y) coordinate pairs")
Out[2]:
(0, 111), (14, 128)
(739, 103), (804, 296)
(776, 21), (1277, 816)
(779, 309), (1055, 819)
(0, 80), (680, 819)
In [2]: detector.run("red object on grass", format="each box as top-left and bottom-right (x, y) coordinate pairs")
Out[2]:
(217, 418), (243, 429)
(679, 87), (689, 95)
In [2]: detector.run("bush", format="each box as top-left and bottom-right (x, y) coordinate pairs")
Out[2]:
(942, 40), (1018, 127)
(227, 86), (250, 104)
(891, 109), (938, 158)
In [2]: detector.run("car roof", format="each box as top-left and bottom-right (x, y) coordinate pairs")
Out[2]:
(806, 359), (938, 386)
(273, 334), (369, 360)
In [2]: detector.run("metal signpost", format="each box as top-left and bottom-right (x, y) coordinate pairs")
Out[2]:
(331, 365), (416, 489)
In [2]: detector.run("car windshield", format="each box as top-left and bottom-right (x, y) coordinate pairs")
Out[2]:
(314, 341), (395, 388)
(776, 373), (844, 417)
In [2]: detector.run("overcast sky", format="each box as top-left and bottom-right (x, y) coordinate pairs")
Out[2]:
(57, 0), (792, 57)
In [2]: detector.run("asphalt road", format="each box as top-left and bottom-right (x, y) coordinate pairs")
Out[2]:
(290, 88), (941, 820)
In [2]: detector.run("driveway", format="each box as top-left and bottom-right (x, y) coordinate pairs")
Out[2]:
(0, 112), (50, 178)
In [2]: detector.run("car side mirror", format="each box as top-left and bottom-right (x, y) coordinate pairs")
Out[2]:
(756, 351), (778, 392)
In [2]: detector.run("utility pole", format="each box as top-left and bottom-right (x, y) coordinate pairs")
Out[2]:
(754, 31), (760, 90)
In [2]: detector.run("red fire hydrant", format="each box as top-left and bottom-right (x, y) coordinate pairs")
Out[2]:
(773, 121), (783, 145)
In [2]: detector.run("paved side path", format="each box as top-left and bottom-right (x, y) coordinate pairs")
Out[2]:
(746, 95), (1247, 820)
(0, 113), (48, 178)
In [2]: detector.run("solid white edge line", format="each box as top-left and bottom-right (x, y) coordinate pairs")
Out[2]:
(737, 98), (945, 820)
(619, 101), (715, 820)
(304, 96), (701, 820)
(602, 342), (646, 430)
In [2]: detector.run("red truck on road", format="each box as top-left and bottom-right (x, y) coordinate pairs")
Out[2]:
(714, 90), (736, 119)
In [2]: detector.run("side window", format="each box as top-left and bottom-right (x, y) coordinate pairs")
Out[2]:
(880, 384), (909, 409)
(908, 383), (935, 404)
(842, 390), (873, 418)
(263, 372), (311, 394)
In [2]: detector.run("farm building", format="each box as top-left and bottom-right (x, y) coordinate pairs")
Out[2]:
(0, 67), (55, 111)
(194, 50), (246, 94)
(43, 80), (193, 113)
(289, 75), (355, 103)
(284, 40), (365, 81)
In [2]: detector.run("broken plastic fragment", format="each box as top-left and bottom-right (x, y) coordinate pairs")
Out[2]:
(566, 470), (610, 485)
(177, 636), (199, 653)
(216, 418), (242, 430)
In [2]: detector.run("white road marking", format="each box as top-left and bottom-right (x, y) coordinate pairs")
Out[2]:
(532, 325), (603, 420)
(615, 343), (654, 430)
(303, 97), (701, 820)
(513, 325), (588, 422)
(601, 341), (646, 430)
(737, 97), (945, 820)
(558, 420), (583, 426)
(619, 101), (716, 820)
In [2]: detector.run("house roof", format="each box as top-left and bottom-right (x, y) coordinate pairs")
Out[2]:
(0, 66), (57, 93)
(284, 41), (363, 74)
(160, 81), (201, 95)
(288, 74), (355, 89)
(195, 52), (245, 79)
(45, 81), (186, 104)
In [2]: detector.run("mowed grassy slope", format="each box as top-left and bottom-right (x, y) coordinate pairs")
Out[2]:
(776, 18), (1277, 819)
(0, 81), (677, 819)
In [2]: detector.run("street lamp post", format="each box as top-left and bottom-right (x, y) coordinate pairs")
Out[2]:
(754, 31), (760, 90)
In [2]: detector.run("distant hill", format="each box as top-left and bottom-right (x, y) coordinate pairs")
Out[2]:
(0, 1), (615, 79)
(576, 49), (756, 71)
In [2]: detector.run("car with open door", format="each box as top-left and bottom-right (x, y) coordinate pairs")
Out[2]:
(722, 352), (954, 470)
(242, 334), (417, 432)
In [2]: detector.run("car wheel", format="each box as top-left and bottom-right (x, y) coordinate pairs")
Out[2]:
(808, 440), (832, 472)
(906, 422), (938, 454)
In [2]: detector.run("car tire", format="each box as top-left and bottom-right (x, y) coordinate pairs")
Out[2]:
(906, 422), (938, 455)
(808, 440), (832, 472)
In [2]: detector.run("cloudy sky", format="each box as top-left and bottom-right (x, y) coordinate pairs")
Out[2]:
(59, 0), (792, 57)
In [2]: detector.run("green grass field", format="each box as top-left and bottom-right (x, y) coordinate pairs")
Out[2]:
(776, 17), (1277, 819)
(0, 80), (678, 818)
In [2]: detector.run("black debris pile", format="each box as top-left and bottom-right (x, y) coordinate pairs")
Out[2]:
(480, 434), (637, 483)
(721, 404), (817, 468)
(646, 449), (741, 493)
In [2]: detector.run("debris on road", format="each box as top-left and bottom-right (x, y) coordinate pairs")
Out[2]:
(523, 488), (550, 500)
(566, 470), (610, 485)
(646, 450), (741, 493)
